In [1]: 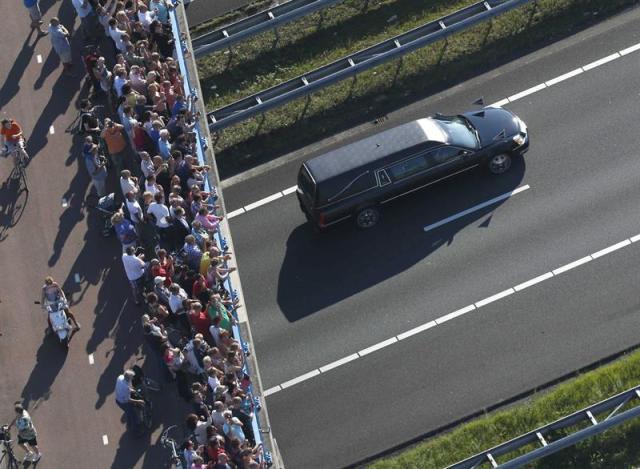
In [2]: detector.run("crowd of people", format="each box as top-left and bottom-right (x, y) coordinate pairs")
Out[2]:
(43, 0), (265, 467)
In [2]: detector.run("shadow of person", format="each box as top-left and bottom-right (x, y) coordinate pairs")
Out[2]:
(0, 30), (42, 109)
(19, 336), (69, 410)
(0, 168), (30, 242)
(277, 158), (526, 321)
(33, 49), (60, 90)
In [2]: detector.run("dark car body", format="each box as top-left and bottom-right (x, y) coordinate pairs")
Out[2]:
(297, 107), (529, 230)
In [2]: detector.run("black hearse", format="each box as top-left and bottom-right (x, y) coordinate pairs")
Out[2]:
(297, 107), (529, 230)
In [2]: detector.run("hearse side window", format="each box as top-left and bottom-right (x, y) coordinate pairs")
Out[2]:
(327, 171), (376, 203)
(429, 146), (464, 165)
(387, 155), (429, 182)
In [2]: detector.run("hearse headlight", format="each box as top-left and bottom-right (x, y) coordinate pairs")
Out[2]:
(512, 133), (526, 146)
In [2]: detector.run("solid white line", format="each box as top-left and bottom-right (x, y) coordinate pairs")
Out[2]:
(475, 288), (515, 308)
(36, 54), (42, 64)
(591, 239), (631, 259)
(88, 354), (94, 365)
(514, 272), (554, 292)
(423, 185), (530, 233)
(280, 369), (320, 389)
(552, 256), (592, 275)
(630, 234), (640, 243)
(508, 83), (546, 102)
(226, 208), (245, 219)
(396, 320), (437, 340)
(243, 192), (283, 212)
(619, 43), (640, 56)
(102, 434), (109, 445)
(545, 68), (584, 87)
(435, 305), (476, 325)
(489, 98), (510, 108)
(263, 386), (282, 397)
(281, 185), (298, 196)
(358, 337), (397, 357)
(49, 125), (55, 135)
(582, 52), (620, 71)
(319, 353), (360, 372)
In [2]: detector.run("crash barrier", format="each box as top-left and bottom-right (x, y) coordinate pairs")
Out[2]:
(170, 3), (273, 466)
(206, 0), (534, 131)
(448, 385), (640, 468)
(192, 0), (345, 58)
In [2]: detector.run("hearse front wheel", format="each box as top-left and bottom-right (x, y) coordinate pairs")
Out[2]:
(355, 207), (380, 229)
(488, 153), (512, 174)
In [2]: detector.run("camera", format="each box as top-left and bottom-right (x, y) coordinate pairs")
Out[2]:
(0, 424), (10, 442)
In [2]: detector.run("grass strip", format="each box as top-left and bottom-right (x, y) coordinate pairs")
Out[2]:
(196, 0), (638, 178)
(367, 347), (640, 468)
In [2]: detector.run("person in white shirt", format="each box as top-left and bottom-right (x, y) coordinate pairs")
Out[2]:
(120, 170), (139, 197)
(108, 18), (127, 52)
(125, 191), (143, 224)
(145, 174), (162, 197)
(122, 246), (145, 304)
(139, 151), (155, 179)
(168, 282), (188, 315)
(147, 192), (170, 229)
(112, 67), (128, 97)
(137, 3), (155, 30)
(72, 0), (94, 35)
(115, 370), (145, 429)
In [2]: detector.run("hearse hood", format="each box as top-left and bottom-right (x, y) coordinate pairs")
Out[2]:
(463, 107), (520, 146)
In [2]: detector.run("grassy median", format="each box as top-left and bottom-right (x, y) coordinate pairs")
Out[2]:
(367, 347), (640, 468)
(195, 0), (638, 177)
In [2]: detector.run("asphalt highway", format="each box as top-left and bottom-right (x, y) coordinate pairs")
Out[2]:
(221, 6), (640, 467)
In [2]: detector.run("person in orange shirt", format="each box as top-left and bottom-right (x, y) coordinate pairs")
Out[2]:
(1, 118), (29, 166)
(100, 118), (128, 175)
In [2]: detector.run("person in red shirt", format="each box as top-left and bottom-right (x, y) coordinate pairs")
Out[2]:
(188, 302), (211, 338)
(1, 118), (29, 165)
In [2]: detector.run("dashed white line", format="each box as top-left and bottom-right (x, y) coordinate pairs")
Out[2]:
(489, 98), (510, 108)
(243, 192), (283, 211)
(475, 288), (515, 308)
(423, 185), (530, 233)
(36, 54), (42, 64)
(358, 337), (397, 357)
(619, 43), (640, 56)
(281, 185), (298, 196)
(226, 208), (245, 219)
(88, 354), (94, 365)
(582, 52), (620, 71)
(263, 232), (640, 397)
(508, 83), (547, 102)
(102, 434), (109, 445)
(49, 125), (55, 135)
(552, 256), (592, 275)
(545, 68), (584, 87)
(591, 239), (630, 259)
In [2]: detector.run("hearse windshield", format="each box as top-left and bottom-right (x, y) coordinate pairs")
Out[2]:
(433, 115), (479, 150)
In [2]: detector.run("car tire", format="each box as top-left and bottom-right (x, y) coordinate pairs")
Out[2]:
(355, 207), (380, 229)
(488, 153), (512, 174)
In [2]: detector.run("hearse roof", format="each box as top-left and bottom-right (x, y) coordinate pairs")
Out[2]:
(304, 118), (447, 183)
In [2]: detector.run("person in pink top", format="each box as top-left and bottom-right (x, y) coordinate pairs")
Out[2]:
(194, 207), (222, 234)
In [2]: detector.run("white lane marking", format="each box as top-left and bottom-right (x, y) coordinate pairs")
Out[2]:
(396, 320), (437, 340)
(358, 337), (397, 357)
(74, 273), (81, 283)
(475, 288), (515, 308)
(263, 232), (640, 397)
(319, 353), (360, 372)
(423, 185), (530, 233)
(514, 272), (553, 292)
(435, 305), (476, 325)
(545, 68), (583, 87)
(620, 43), (640, 56)
(88, 354), (94, 365)
(243, 192), (283, 211)
(582, 52), (620, 71)
(508, 83), (547, 102)
(280, 369), (320, 389)
(263, 386), (282, 397)
(102, 434), (109, 445)
(36, 54), (42, 63)
(282, 185), (298, 195)
(49, 125), (55, 135)
(552, 256), (592, 275)
(230, 42), (640, 220)
(591, 239), (631, 259)
(226, 208), (245, 219)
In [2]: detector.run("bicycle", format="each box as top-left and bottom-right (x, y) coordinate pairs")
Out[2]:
(0, 425), (20, 469)
(3, 141), (29, 191)
(160, 425), (184, 469)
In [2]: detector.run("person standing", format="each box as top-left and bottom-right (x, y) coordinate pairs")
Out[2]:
(101, 119), (128, 176)
(122, 246), (146, 304)
(84, 144), (108, 197)
(114, 370), (145, 430)
(23, 0), (47, 35)
(71, 0), (95, 39)
(48, 18), (74, 76)
(14, 404), (41, 462)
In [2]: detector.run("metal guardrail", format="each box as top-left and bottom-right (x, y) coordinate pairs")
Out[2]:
(192, 0), (345, 58)
(170, 4), (273, 466)
(206, 0), (533, 132)
(448, 385), (640, 468)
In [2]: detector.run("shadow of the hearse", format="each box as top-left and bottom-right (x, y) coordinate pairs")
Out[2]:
(277, 156), (526, 322)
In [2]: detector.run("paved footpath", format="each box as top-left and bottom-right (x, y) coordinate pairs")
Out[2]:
(0, 1), (185, 467)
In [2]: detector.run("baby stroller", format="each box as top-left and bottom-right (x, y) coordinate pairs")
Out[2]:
(86, 192), (122, 237)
